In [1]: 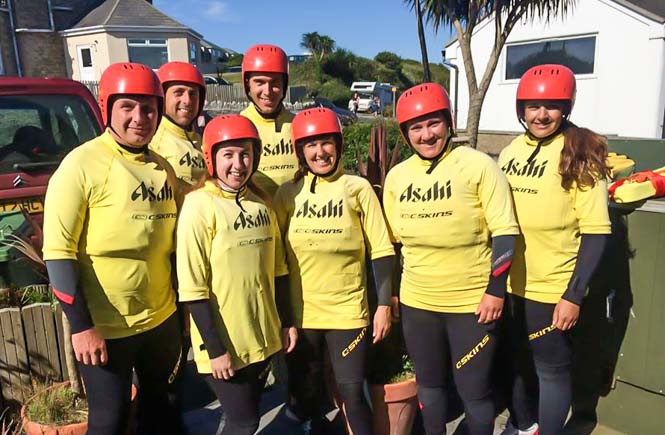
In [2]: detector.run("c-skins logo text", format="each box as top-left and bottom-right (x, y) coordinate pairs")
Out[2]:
(295, 199), (343, 218)
(131, 182), (173, 202)
(399, 180), (452, 203)
(501, 157), (548, 178)
(233, 208), (271, 231)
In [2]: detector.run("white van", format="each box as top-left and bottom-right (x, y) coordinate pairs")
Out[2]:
(348, 82), (394, 113)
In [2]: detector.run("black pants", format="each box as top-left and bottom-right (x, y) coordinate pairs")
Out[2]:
(78, 313), (184, 435)
(401, 304), (497, 435)
(287, 327), (372, 435)
(205, 358), (271, 435)
(502, 294), (573, 435)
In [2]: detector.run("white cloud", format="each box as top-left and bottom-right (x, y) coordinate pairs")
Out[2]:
(204, 1), (235, 22)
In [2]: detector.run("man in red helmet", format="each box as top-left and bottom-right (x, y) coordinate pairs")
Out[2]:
(240, 44), (299, 197)
(42, 63), (184, 435)
(152, 61), (207, 190)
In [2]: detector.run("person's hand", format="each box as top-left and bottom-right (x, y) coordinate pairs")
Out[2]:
(475, 294), (504, 324)
(282, 327), (298, 354)
(553, 299), (580, 331)
(372, 306), (392, 344)
(210, 353), (234, 380)
(71, 328), (107, 366)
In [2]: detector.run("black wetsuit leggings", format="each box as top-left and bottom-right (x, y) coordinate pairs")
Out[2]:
(286, 327), (372, 435)
(401, 304), (497, 435)
(78, 313), (184, 435)
(205, 359), (271, 435)
(502, 294), (572, 435)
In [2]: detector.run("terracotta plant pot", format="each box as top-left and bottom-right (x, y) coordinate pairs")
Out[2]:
(370, 378), (418, 435)
(21, 381), (138, 435)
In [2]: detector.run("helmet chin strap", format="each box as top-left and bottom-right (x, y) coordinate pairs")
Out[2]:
(411, 131), (453, 175)
(519, 116), (569, 164)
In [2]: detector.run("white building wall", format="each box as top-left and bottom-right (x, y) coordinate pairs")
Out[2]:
(446, 0), (665, 138)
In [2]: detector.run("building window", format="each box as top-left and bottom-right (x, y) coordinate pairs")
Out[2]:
(0, 1), (7, 8)
(0, 51), (4, 76)
(505, 35), (596, 80)
(189, 42), (198, 64)
(127, 38), (168, 69)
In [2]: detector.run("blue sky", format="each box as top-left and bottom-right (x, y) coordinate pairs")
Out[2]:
(153, 0), (454, 62)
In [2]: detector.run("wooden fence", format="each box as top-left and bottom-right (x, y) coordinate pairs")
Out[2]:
(0, 303), (67, 407)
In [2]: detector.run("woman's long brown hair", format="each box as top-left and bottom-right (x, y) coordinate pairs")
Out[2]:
(559, 120), (609, 190)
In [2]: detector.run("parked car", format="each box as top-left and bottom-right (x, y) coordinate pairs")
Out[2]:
(0, 77), (103, 286)
(311, 98), (358, 125)
(203, 75), (231, 86)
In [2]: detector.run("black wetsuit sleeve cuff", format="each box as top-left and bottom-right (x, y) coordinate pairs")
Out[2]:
(46, 260), (94, 334)
(562, 234), (608, 306)
(275, 275), (294, 327)
(371, 256), (395, 306)
(187, 299), (227, 358)
(484, 235), (516, 298)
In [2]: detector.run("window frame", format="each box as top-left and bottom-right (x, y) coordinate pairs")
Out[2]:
(127, 38), (169, 70)
(502, 34), (599, 83)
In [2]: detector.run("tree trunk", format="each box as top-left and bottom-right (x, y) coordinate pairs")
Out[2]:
(466, 94), (483, 148)
(415, 0), (431, 82)
(62, 312), (84, 397)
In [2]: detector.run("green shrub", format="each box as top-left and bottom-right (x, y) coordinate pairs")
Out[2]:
(342, 120), (410, 174)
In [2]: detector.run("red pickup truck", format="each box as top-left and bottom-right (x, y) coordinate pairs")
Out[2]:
(0, 78), (103, 287)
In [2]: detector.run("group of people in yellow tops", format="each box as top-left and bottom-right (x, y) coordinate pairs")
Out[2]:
(41, 39), (610, 435)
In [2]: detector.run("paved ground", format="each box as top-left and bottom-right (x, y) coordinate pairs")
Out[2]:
(179, 359), (624, 435)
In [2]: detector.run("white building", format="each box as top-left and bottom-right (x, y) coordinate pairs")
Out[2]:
(445, 0), (665, 138)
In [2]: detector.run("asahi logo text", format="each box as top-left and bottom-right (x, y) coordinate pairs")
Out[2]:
(501, 158), (548, 179)
(233, 208), (271, 231)
(399, 180), (452, 203)
(179, 152), (205, 169)
(131, 182), (173, 202)
(263, 138), (292, 156)
(295, 199), (344, 219)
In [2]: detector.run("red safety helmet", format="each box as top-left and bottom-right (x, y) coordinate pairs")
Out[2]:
(157, 61), (206, 117)
(516, 64), (576, 120)
(291, 107), (342, 157)
(202, 115), (261, 177)
(396, 83), (454, 145)
(242, 44), (289, 97)
(98, 63), (163, 127)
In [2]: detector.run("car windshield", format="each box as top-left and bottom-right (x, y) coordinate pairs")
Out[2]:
(0, 94), (100, 174)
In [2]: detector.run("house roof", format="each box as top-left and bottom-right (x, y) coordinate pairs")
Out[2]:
(444, 0), (665, 49)
(72, 0), (192, 30)
(619, 0), (665, 23)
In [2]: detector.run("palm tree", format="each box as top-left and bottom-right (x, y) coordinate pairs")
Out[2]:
(405, 0), (576, 147)
(318, 35), (336, 62)
(300, 32), (322, 59)
(407, 0), (431, 82)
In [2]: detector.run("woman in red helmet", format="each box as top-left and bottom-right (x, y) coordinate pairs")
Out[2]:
(384, 83), (519, 435)
(497, 65), (610, 435)
(240, 44), (299, 197)
(273, 108), (395, 435)
(176, 114), (297, 435)
(43, 63), (184, 435)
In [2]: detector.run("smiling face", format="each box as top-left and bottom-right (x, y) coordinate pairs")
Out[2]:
(214, 139), (254, 191)
(246, 72), (285, 114)
(301, 135), (338, 176)
(164, 82), (200, 127)
(522, 100), (564, 138)
(406, 112), (450, 159)
(109, 95), (159, 147)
